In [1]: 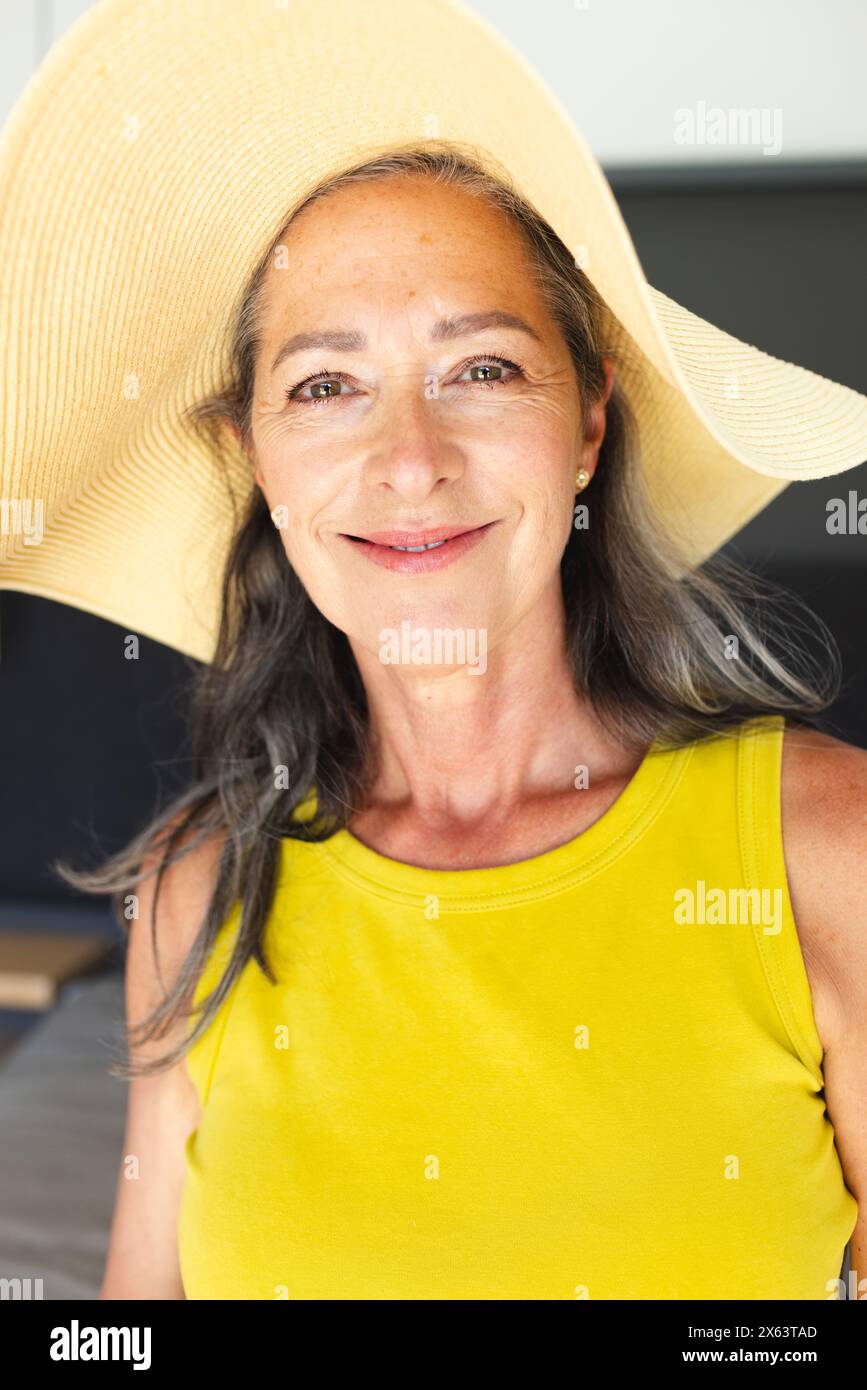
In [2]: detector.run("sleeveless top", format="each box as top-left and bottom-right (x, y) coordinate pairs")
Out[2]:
(177, 713), (857, 1299)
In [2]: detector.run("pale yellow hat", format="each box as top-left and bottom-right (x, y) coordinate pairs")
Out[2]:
(2, 0), (866, 665)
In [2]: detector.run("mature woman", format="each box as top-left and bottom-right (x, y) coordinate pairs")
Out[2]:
(1, 0), (865, 1301)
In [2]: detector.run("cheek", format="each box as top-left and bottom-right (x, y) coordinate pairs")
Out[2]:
(505, 430), (576, 535)
(497, 436), (576, 595)
(254, 476), (341, 623)
(275, 520), (352, 633)
(280, 512), (330, 598)
(256, 450), (328, 557)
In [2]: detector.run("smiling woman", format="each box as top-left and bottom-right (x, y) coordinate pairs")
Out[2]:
(63, 143), (866, 1302)
(4, 0), (866, 1306)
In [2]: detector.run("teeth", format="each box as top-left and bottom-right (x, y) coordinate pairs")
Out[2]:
(389, 539), (448, 552)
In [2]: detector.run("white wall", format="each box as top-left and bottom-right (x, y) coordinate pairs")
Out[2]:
(1, 0), (866, 165)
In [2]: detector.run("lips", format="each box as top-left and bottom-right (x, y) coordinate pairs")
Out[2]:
(339, 520), (498, 573)
(347, 525), (480, 548)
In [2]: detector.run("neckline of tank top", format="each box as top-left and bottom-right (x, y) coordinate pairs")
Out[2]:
(285, 735), (697, 911)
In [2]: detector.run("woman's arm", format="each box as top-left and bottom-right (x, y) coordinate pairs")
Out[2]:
(98, 820), (225, 1299)
(782, 722), (867, 1291)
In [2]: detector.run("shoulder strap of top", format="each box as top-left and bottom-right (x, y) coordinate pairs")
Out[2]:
(737, 712), (825, 1086)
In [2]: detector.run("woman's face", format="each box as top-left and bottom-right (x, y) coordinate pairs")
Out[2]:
(249, 175), (610, 668)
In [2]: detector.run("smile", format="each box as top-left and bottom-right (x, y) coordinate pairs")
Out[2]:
(339, 521), (498, 573)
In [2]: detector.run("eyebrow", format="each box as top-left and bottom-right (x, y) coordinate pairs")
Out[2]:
(269, 310), (543, 374)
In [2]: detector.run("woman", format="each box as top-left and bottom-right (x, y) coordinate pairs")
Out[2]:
(1, 0), (865, 1301)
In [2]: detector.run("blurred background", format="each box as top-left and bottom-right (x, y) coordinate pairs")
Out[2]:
(0, 0), (864, 1296)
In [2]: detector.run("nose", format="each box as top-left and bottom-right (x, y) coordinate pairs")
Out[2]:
(362, 378), (464, 501)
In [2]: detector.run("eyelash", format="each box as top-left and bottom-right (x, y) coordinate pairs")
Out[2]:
(283, 352), (526, 407)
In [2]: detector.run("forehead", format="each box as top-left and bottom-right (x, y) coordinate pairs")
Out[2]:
(257, 176), (543, 330)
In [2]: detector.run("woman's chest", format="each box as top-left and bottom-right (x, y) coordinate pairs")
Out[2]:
(178, 928), (855, 1299)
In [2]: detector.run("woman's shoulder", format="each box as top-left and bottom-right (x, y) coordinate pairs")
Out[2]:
(780, 718), (867, 848)
(779, 717), (867, 1054)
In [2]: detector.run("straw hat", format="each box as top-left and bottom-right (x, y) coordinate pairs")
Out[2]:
(2, 0), (866, 665)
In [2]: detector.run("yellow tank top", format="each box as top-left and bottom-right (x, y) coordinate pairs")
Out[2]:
(177, 713), (857, 1299)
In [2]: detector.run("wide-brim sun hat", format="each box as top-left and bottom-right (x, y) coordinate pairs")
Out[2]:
(2, 0), (866, 666)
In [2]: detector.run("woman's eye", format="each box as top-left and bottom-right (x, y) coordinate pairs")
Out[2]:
(285, 372), (354, 407)
(457, 355), (523, 387)
(307, 380), (345, 400)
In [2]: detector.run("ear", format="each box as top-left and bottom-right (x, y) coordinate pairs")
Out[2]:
(579, 356), (617, 472)
(599, 355), (616, 407)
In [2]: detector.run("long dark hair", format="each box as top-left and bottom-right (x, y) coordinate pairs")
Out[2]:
(56, 140), (842, 1078)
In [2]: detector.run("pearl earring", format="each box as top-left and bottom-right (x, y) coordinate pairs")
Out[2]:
(575, 468), (590, 491)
